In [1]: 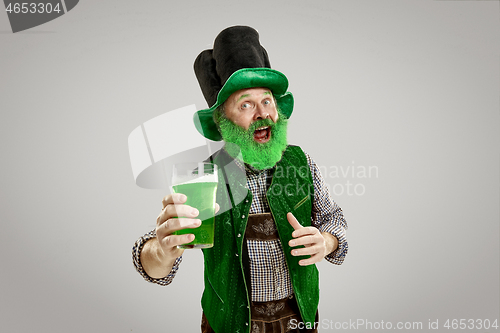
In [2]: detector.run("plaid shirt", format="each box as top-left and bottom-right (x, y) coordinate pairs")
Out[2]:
(132, 150), (348, 302)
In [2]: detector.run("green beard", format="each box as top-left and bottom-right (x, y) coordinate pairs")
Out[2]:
(217, 111), (288, 170)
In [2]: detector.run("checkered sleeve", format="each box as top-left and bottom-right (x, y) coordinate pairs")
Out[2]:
(305, 152), (348, 265)
(132, 229), (182, 286)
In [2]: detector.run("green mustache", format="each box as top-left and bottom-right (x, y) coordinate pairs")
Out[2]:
(248, 118), (275, 133)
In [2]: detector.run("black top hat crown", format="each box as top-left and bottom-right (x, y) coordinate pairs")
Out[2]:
(194, 26), (271, 107)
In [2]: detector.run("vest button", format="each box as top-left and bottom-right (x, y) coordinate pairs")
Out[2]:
(241, 215), (245, 219)
(235, 253), (239, 257)
(245, 199), (249, 203)
(237, 233), (241, 238)
(245, 322), (249, 326)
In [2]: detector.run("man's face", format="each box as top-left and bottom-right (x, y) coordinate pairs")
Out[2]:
(224, 87), (279, 143)
(217, 87), (288, 170)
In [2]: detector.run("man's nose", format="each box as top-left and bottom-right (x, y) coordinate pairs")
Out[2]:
(254, 104), (270, 120)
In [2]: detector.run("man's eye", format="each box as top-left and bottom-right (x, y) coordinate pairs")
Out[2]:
(241, 103), (251, 109)
(263, 100), (271, 105)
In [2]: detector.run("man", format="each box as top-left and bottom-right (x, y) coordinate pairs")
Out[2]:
(132, 26), (348, 333)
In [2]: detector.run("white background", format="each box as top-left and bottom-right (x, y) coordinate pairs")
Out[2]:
(0, 1), (498, 332)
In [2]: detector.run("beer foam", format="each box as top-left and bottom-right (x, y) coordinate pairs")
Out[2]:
(172, 173), (217, 185)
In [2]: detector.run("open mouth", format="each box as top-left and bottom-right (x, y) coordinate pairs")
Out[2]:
(253, 126), (271, 143)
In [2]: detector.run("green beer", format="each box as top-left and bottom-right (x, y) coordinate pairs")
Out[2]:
(171, 163), (218, 249)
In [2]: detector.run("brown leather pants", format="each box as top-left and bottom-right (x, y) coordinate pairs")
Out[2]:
(201, 295), (319, 333)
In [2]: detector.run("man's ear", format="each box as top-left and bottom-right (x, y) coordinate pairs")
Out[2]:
(213, 104), (225, 126)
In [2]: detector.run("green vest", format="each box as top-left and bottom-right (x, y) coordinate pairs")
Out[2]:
(201, 145), (319, 333)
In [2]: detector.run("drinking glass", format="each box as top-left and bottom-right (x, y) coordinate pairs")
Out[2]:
(171, 162), (218, 249)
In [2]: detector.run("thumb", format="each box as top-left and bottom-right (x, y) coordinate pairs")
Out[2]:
(287, 212), (302, 231)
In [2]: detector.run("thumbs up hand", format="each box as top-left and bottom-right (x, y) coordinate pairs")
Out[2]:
(287, 212), (338, 266)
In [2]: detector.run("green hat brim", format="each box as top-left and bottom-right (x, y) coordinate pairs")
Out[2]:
(194, 68), (294, 141)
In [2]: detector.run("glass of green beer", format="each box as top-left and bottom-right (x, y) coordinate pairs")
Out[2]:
(171, 162), (218, 249)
